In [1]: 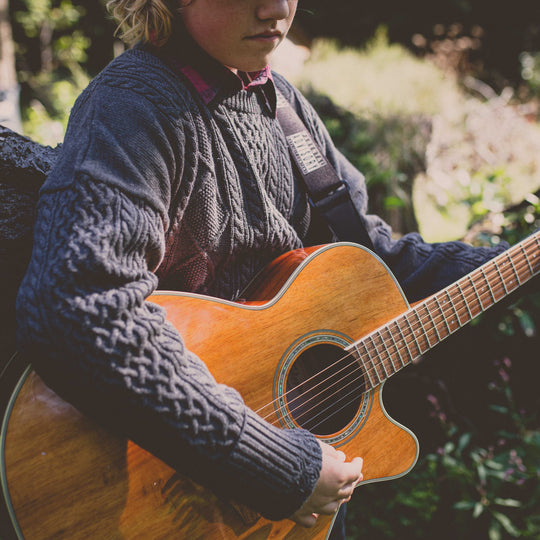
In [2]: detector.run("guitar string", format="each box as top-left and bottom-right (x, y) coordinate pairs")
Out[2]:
(254, 238), (539, 427)
(268, 248), (539, 428)
(300, 375), (370, 434)
(257, 241), (538, 424)
(279, 251), (540, 430)
(275, 360), (371, 432)
(257, 239), (537, 420)
(258, 247), (538, 426)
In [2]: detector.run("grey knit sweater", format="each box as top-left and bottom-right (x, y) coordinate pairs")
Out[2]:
(16, 44), (507, 520)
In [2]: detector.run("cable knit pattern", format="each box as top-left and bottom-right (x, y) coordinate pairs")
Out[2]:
(17, 45), (508, 521)
(17, 177), (321, 519)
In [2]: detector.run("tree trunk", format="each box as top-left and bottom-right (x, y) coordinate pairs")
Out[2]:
(0, 0), (21, 132)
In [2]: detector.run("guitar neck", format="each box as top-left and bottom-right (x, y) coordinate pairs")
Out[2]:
(352, 231), (540, 387)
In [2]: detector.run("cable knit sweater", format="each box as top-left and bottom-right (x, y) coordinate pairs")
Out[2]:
(16, 43), (507, 520)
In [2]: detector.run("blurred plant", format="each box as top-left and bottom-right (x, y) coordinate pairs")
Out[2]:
(413, 92), (540, 242)
(298, 36), (540, 242)
(345, 200), (540, 539)
(297, 31), (458, 118)
(520, 52), (540, 97)
(13, 0), (91, 144)
(426, 355), (540, 540)
(347, 341), (540, 539)
(411, 23), (484, 78)
(304, 88), (431, 234)
(15, 0), (88, 75)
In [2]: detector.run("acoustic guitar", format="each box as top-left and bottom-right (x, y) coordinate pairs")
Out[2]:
(1, 235), (539, 539)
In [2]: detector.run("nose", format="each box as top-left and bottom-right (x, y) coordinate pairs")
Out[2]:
(255, 0), (292, 21)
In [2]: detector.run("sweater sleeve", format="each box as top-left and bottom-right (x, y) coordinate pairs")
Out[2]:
(16, 79), (321, 521)
(273, 74), (509, 302)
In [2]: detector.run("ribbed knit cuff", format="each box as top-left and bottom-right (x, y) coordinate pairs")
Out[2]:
(224, 408), (322, 521)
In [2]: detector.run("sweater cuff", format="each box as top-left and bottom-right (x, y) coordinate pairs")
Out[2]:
(224, 408), (322, 521)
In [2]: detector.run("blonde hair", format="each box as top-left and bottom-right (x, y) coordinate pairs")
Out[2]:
(107, 0), (182, 47)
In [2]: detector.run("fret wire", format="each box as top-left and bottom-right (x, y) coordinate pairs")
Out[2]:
(444, 288), (462, 332)
(467, 274), (484, 313)
(458, 278), (480, 318)
(402, 313), (423, 357)
(358, 341), (377, 388)
(480, 267), (496, 304)
(352, 343), (363, 367)
(352, 343), (374, 391)
(433, 295), (451, 336)
(393, 319), (413, 364)
(385, 325), (406, 368)
(412, 309), (429, 353)
(363, 338), (382, 385)
(424, 299), (442, 341)
(520, 245), (534, 275)
(351, 341), (375, 388)
(374, 331), (393, 377)
(395, 317), (415, 360)
(506, 252), (522, 286)
(494, 260), (509, 294)
(532, 239), (540, 272)
(455, 282), (473, 321)
(417, 304), (434, 347)
(368, 335), (385, 382)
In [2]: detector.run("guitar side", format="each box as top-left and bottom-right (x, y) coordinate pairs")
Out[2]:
(1, 243), (419, 539)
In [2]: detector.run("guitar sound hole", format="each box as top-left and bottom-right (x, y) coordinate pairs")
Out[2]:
(285, 343), (365, 436)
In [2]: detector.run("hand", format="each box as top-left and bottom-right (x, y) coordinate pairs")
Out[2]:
(291, 441), (363, 528)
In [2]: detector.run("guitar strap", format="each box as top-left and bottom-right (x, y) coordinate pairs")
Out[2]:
(275, 89), (374, 250)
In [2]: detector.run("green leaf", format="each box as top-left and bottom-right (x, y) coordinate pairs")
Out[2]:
(494, 498), (521, 508)
(477, 463), (487, 484)
(454, 501), (476, 510)
(492, 511), (521, 537)
(473, 502), (485, 518)
(485, 460), (504, 470)
(516, 310), (536, 337)
(489, 521), (502, 540)
(384, 195), (405, 209)
(489, 405), (509, 414)
(458, 433), (472, 453)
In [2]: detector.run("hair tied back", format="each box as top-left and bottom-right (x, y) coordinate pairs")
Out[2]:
(106, 0), (176, 47)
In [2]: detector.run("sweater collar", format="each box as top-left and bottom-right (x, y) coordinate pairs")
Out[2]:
(152, 29), (277, 114)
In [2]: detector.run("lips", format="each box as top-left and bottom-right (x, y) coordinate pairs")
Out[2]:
(245, 30), (282, 40)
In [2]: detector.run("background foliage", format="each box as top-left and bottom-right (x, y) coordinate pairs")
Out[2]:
(296, 0), (540, 92)
(4, 1), (540, 538)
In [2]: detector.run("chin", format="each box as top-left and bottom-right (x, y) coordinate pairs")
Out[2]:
(233, 54), (273, 73)
(235, 62), (269, 73)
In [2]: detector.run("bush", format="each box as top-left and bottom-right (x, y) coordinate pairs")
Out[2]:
(345, 203), (540, 539)
(297, 36), (540, 241)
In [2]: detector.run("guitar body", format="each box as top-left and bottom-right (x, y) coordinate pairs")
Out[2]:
(1, 243), (419, 539)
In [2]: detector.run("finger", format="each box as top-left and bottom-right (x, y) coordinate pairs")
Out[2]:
(337, 484), (355, 499)
(316, 500), (342, 515)
(319, 441), (337, 455)
(292, 511), (319, 528)
(320, 443), (346, 463)
(342, 457), (363, 484)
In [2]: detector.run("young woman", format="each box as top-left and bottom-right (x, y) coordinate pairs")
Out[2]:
(16, 0), (506, 536)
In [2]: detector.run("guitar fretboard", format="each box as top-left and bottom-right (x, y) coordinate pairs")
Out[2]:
(351, 231), (540, 388)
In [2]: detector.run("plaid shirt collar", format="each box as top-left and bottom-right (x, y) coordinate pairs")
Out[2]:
(180, 63), (274, 105)
(153, 30), (277, 115)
